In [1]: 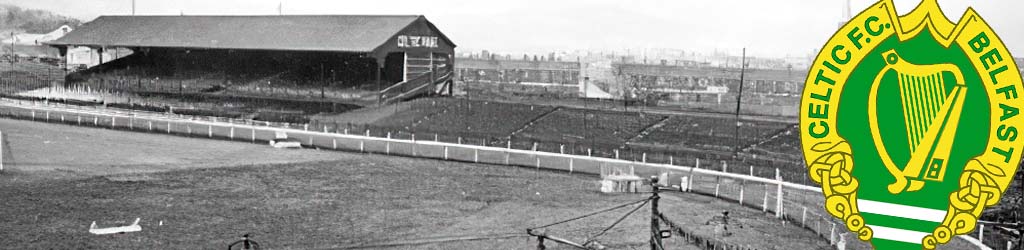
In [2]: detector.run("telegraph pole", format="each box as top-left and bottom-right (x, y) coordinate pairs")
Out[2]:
(650, 176), (662, 250)
(733, 48), (747, 157)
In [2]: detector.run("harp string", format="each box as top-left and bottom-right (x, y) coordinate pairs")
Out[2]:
(898, 71), (947, 152)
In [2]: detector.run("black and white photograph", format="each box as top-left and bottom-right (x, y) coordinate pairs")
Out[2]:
(0, 0), (1020, 249)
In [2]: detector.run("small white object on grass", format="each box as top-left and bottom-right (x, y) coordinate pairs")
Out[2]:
(89, 218), (142, 235)
(535, 192), (540, 196)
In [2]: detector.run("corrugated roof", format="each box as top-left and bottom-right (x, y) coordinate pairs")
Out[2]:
(47, 15), (429, 52)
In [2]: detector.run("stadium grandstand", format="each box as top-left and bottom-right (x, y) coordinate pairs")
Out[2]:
(455, 57), (581, 98)
(44, 15), (457, 106)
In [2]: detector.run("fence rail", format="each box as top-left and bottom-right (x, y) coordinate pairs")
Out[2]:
(0, 98), (997, 250)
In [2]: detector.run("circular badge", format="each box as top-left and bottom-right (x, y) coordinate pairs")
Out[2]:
(800, 0), (1023, 249)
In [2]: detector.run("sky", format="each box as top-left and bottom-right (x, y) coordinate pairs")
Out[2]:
(3, 0), (1023, 58)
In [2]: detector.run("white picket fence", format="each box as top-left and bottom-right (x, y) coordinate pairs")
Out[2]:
(0, 98), (998, 250)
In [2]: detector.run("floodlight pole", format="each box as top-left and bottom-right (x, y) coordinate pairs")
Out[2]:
(733, 48), (747, 157)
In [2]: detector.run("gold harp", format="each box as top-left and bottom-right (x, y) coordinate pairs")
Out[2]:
(867, 50), (967, 194)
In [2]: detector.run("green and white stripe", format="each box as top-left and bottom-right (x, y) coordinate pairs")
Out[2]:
(858, 199), (946, 245)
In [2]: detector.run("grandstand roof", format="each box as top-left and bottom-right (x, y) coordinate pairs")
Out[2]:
(46, 15), (455, 53)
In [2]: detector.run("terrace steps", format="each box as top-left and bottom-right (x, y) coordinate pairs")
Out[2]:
(743, 123), (799, 152)
(624, 115), (672, 145)
(509, 106), (561, 138)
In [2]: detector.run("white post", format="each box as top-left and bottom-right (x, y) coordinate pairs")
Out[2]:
(830, 223), (837, 245)
(715, 161), (725, 197)
(978, 224), (984, 243)
(0, 130), (4, 172)
(229, 127), (234, 139)
(304, 124), (308, 131)
(614, 149), (619, 159)
(251, 127), (255, 141)
(763, 183), (769, 212)
(739, 177), (745, 205)
(587, 148), (592, 157)
(111, 116), (115, 127)
(776, 168), (784, 218)
(801, 207), (807, 226)
(411, 134), (417, 156)
(458, 137), (462, 144)
(45, 111), (49, 121)
(669, 156), (673, 165)
(332, 138), (337, 149)
(559, 144), (564, 154)
(688, 159), (698, 192)
(642, 153), (647, 163)
(186, 124), (191, 135)
(168, 122), (172, 133)
(94, 116), (98, 126)
(61, 113), (64, 123)
(208, 125), (212, 138)
(78, 115), (81, 125)
(31, 110), (34, 120)
(569, 158), (574, 173)
(474, 148), (479, 163)
(444, 146), (449, 160)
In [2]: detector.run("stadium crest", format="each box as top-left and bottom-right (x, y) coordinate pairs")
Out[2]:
(800, 0), (1023, 249)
